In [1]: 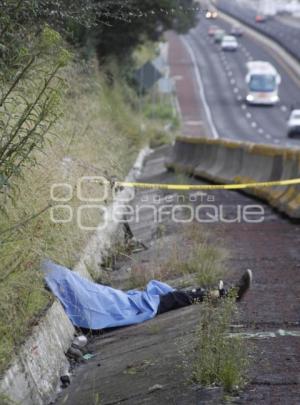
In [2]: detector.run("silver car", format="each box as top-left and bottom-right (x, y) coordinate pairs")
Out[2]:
(287, 109), (300, 138)
(221, 35), (238, 51)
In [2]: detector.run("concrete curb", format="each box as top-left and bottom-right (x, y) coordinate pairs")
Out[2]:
(167, 137), (300, 218)
(0, 302), (74, 405)
(0, 146), (152, 405)
(73, 146), (152, 280)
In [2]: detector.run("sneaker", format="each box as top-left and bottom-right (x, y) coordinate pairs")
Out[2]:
(218, 280), (226, 298)
(236, 269), (253, 301)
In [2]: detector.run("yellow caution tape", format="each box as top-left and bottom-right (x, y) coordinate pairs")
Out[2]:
(116, 178), (300, 191)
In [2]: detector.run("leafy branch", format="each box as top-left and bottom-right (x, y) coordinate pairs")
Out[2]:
(0, 21), (71, 210)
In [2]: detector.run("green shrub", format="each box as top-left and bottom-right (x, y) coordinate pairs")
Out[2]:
(149, 129), (172, 148)
(192, 298), (248, 392)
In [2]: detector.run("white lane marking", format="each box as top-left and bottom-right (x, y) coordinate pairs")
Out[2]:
(258, 128), (264, 134)
(280, 105), (288, 112)
(185, 120), (203, 126)
(230, 78), (236, 84)
(251, 122), (257, 128)
(237, 95), (243, 101)
(246, 112), (252, 118)
(233, 87), (239, 93)
(182, 37), (219, 139)
(274, 139), (280, 144)
(266, 134), (271, 139)
(227, 71), (233, 76)
(241, 104), (247, 110)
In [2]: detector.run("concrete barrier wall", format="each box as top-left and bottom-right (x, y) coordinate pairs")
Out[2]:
(167, 137), (300, 219)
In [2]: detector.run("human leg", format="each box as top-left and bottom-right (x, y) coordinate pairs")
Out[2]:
(156, 269), (252, 315)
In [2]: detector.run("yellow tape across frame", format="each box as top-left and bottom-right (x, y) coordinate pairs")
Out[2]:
(116, 178), (300, 191)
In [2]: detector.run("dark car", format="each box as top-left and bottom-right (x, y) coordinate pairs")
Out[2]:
(230, 25), (243, 37)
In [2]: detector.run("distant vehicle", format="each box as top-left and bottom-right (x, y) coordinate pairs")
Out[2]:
(230, 25), (243, 37)
(208, 25), (218, 36)
(221, 35), (238, 51)
(206, 10), (218, 19)
(255, 14), (267, 22)
(287, 109), (300, 138)
(245, 61), (281, 105)
(214, 29), (225, 43)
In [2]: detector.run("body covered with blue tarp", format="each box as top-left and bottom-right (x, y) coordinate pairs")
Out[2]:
(43, 261), (174, 330)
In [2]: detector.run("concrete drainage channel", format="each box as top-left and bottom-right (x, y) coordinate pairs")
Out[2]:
(3, 142), (298, 404)
(0, 147), (152, 405)
(53, 144), (226, 405)
(52, 144), (300, 404)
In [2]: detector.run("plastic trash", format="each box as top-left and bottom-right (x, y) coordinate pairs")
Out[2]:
(73, 335), (88, 348)
(83, 353), (95, 360)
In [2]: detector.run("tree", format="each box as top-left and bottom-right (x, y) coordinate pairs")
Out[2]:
(89, 0), (198, 63)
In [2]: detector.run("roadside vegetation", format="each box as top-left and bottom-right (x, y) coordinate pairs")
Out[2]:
(127, 222), (228, 289)
(0, 0), (197, 375)
(0, 57), (146, 375)
(192, 297), (249, 393)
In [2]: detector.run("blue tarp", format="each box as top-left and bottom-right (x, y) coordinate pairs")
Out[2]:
(43, 261), (174, 330)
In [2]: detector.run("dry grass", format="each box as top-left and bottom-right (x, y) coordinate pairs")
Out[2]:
(0, 58), (151, 373)
(127, 223), (229, 289)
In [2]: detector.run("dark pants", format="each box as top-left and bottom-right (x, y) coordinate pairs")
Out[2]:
(157, 289), (206, 315)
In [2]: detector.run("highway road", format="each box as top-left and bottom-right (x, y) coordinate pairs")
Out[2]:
(184, 16), (300, 147)
(216, 0), (300, 62)
(277, 14), (300, 30)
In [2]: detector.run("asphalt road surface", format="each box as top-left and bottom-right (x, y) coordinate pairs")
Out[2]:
(217, 0), (300, 62)
(184, 16), (300, 148)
